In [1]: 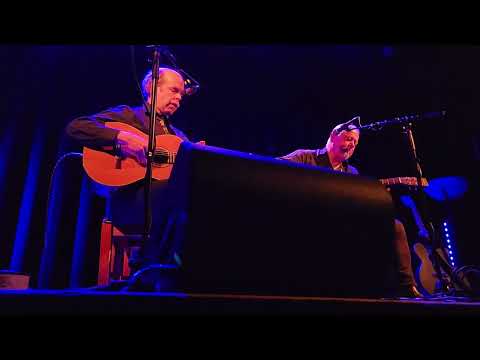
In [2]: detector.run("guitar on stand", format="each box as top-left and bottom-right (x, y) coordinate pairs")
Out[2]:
(398, 194), (453, 295)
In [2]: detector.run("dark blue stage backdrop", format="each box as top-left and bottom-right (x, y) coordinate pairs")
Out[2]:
(0, 45), (479, 289)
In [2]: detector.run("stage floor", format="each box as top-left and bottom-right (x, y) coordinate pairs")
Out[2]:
(1, 289), (480, 316)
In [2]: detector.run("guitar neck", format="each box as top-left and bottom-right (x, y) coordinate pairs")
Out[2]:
(402, 196), (429, 235)
(380, 177), (429, 187)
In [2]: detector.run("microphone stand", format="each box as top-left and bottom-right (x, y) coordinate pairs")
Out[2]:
(143, 46), (162, 249)
(142, 45), (200, 246)
(154, 46), (201, 96)
(126, 45), (203, 291)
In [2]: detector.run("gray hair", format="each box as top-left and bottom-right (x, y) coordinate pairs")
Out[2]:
(141, 70), (158, 99)
(141, 68), (181, 100)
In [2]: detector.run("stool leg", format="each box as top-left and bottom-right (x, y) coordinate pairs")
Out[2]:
(122, 248), (131, 279)
(111, 240), (124, 281)
(98, 219), (113, 286)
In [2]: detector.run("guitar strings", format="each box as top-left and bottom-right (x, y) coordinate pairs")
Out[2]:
(154, 150), (177, 156)
(153, 148), (177, 164)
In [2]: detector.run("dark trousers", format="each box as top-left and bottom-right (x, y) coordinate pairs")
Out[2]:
(394, 219), (416, 287)
(109, 180), (174, 270)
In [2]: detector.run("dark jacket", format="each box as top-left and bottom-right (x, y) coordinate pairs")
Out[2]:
(278, 147), (359, 174)
(66, 105), (189, 149)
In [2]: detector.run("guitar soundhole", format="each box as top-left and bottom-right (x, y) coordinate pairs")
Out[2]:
(153, 153), (170, 167)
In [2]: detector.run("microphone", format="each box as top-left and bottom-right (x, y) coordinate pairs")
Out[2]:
(181, 70), (201, 96)
(335, 116), (361, 133)
(185, 84), (200, 96)
(359, 110), (447, 132)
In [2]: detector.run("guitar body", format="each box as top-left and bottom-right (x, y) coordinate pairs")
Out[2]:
(413, 242), (438, 295)
(413, 243), (452, 295)
(83, 122), (183, 189)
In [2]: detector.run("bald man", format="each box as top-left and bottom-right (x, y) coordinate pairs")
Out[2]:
(279, 119), (422, 298)
(66, 68), (191, 274)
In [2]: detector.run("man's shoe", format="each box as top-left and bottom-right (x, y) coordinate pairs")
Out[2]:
(397, 285), (424, 298)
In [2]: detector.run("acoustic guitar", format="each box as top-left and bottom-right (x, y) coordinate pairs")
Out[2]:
(83, 122), (184, 189)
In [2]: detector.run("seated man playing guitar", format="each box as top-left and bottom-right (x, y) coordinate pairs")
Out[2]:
(278, 118), (422, 298)
(66, 67), (191, 271)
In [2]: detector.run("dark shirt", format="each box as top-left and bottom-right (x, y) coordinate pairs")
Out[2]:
(65, 104), (191, 232)
(278, 147), (359, 175)
(66, 105), (189, 149)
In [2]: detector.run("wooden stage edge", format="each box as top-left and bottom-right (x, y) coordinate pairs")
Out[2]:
(1, 289), (480, 316)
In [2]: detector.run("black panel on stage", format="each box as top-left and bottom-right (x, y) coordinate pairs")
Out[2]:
(145, 142), (397, 297)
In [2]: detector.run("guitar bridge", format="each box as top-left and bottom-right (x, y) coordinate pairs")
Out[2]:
(114, 156), (122, 169)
